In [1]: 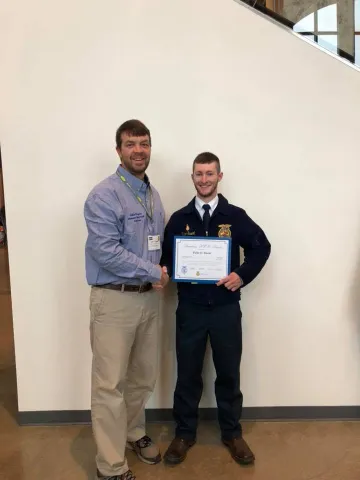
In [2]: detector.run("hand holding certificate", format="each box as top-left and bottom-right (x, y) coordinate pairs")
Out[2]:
(173, 236), (231, 283)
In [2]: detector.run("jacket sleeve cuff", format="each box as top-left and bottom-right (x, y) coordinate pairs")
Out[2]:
(234, 268), (247, 287)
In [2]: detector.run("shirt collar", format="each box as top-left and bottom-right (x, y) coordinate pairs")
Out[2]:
(117, 165), (149, 192)
(184, 194), (230, 215)
(195, 195), (219, 212)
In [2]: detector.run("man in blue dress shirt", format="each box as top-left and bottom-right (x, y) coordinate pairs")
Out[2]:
(84, 119), (168, 480)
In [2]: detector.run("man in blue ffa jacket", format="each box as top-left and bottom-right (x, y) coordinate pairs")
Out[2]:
(160, 152), (271, 466)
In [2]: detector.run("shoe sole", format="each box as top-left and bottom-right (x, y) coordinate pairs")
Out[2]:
(126, 443), (162, 465)
(222, 441), (255, 466)
(95, 472), (135, 479)
(164, 442), (196, 465)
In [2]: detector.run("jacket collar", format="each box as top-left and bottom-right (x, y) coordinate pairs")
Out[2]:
(183, 193), (230, 216)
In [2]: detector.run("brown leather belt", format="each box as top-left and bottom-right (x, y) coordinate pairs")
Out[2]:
(96, 283), (152, 293)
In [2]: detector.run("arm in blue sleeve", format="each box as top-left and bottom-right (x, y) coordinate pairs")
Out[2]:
(84, 194), (161, 283)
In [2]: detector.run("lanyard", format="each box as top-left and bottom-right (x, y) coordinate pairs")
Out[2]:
(116, 171), (154, 220)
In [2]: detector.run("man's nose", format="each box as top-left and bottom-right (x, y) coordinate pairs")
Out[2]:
(133, 143), (143, 153)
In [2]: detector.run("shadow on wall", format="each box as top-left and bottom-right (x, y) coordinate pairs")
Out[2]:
(350, 233), (360, 386)
(54, 210), (91, 409)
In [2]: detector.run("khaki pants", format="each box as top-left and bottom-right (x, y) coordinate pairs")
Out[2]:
(90, 287), (160, 476)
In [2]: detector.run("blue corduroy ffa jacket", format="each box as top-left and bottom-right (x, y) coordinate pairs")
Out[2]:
(160, 194), (271, 306)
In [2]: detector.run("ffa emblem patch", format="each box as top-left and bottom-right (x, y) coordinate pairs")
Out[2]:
(218, 224), (232, 238)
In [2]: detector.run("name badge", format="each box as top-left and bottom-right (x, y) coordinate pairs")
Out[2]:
(148, 235), (160, 251)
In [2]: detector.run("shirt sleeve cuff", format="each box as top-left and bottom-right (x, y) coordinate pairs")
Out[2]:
(148, 264), (162, 283)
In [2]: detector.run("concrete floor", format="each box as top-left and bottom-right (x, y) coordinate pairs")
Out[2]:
(1, 246), (360, 479)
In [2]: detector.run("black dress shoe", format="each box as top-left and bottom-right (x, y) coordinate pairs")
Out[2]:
(222, 436), (255, 465)
(164, 437), (196, 464)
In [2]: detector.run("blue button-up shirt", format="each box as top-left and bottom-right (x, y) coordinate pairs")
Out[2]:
(84, 165), (165, 285)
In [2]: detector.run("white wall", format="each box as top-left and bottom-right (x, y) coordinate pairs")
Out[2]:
(1, 0), (360, 412)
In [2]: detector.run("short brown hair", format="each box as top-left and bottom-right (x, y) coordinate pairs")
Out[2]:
(193, 152), (221, 173)
(115, 119), (151, 149)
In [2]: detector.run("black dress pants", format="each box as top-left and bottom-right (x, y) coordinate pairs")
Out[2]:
(173, 300), (243, 441)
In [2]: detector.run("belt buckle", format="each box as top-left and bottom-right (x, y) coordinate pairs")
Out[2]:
(138, 284), (144, 293)
(121, 284), (125, 292)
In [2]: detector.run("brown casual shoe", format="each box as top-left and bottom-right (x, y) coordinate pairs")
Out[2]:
(164, 437), (196, 465)
(222, 436), (255, 465)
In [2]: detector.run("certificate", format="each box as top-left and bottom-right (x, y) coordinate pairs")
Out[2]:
(173, 236), (231, 283)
